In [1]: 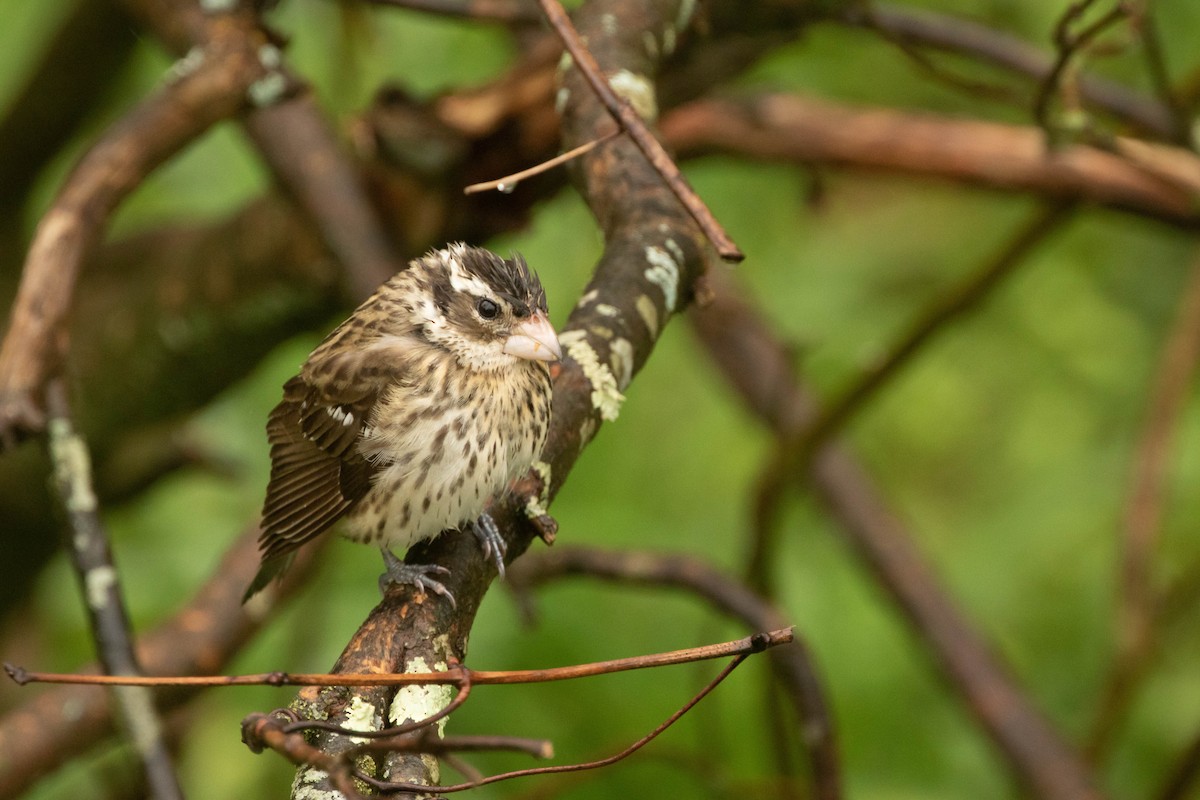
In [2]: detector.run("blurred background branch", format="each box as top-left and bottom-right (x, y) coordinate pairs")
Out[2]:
(1, 0), (1198, 798)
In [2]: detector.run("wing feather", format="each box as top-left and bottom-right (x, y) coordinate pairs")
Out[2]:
(253, 307), (426, 577)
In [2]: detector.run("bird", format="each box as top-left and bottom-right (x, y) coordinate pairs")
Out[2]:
(244, 243), (561, 604)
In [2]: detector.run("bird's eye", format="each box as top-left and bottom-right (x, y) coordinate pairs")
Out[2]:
(476, 298), (500, 319)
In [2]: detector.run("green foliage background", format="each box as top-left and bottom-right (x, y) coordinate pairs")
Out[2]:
(3, 1), (1199, 798)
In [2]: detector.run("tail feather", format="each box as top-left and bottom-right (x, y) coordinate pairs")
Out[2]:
(242, 552), (296, 603)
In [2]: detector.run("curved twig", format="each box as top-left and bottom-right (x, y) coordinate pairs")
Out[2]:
(510, 545), (842, 800)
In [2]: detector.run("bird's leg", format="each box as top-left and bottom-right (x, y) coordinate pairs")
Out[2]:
(471, 512), (507, 577)
(379, 549), (456, 609)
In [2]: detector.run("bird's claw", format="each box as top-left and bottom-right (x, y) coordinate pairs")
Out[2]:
(379, 549), (456, 609)
(471, 513), (508, 577)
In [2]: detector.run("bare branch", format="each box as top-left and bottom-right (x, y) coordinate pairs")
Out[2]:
(1087, 256), (1200, 759)
(10, 629), (792, 688)
(536, 0), (744, 261)
(690, 272), (1106, 800)
(660, 93), (1200, 229)
(42, 379), (181, 799)
(0, 17), (273, 448)
(511, 546), (842, 800)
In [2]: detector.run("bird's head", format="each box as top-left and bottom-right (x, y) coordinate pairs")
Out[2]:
(414, 244), (562, 371)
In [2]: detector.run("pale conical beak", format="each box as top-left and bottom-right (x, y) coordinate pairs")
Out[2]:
(503, 311), (562, 362)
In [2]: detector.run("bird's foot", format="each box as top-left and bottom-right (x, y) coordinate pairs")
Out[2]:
(379, 549), (455, 609)
(471, 512), (508, 577)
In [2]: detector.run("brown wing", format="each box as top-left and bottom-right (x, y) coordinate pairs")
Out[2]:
(257, 376), (378, 560)
(257, 291), (426, 559)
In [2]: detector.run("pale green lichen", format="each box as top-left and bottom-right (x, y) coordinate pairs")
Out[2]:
(389, 657), (454, 739)
(48, 418), (97, 514)
(644, 245), (680, 312)
(677, 0), (698, 30)
(167, 47), (205, 82)
(642, 30), (660, 59)
(559, 329), (624, 421)
(85, 566), (116, 610)
(635, 295), (659, 339)
(578, 416), (598, 451)
(610, 338), (634, 391)
(248, 72), (288, 108)
(293, 767), (340, 800)
(342, 696), (380, 743)
(526, 461), (553, 519)
(665, 237), (685, 263)
(608, 70), (658, 121)
(662, 25), (677, 55)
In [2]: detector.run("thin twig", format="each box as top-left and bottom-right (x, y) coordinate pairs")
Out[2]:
(510, 546), (842, 800)
(6, 629), (792, 688)
(1086, 256), (1200, 760)
(1034, 1), (1132, 140)
(464, 129), (621, 194)
(1131, 2), (1194, 147)
(358, 0), (542, 23)
(535, 0), (744, 262)
(835, 2), (1174, 137)
(355, 653), (752, 793)
(43, 380), (183, 800)
(0, 521), (323, 798)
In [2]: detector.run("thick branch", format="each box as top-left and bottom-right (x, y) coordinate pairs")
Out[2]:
(660, 94), (1200, 229)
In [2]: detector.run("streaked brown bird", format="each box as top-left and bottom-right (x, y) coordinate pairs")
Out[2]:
(244, 244), (560, 603)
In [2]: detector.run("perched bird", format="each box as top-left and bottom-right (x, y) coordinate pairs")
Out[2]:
(244, 244), (560, 603)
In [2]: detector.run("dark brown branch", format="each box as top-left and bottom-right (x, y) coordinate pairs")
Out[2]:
(241, 91), (400, 298)
(0, 16), (272, 448)
(1086, 257), (1200, 760)
(536, 0), (744, 261)
(359, 0), (542, 22)
(1034, 1), (1132, 139)
(1157, 724), (1200, 800)
(1132, 4), (1193, 146)
(118, 0), (403, 303)
(42, 380), (182, 800)
(660, 93), (1200, 229)
(690, 271), (1105, 800)
(0, 0), (139, 225)
(510, 546), (842, 800)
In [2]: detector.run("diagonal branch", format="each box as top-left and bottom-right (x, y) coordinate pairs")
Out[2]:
(535, 0), (743, 261)
(690, 271), (1106, 800)
(0, 14), (272, 448)
(43, 379), (182, 800)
